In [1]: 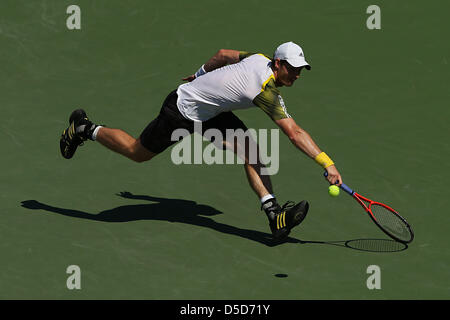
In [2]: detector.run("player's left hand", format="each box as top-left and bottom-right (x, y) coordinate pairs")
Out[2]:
(182, 74), (196, 82)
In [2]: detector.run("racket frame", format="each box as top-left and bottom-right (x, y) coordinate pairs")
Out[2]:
(352, 192), (414, 243)
(323, 172), (414, 243)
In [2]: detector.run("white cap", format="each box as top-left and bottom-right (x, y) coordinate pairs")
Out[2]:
(274, 41), (311, 70)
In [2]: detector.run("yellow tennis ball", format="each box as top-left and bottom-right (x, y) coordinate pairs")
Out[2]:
(328, 185), (340, 197)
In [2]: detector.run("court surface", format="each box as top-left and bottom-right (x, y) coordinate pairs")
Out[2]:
(1, 0), (449, 299)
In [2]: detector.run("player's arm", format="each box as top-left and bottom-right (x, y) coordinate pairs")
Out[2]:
(204, 49), (240, 71)
(275, 117), (343, 186)
(253, 83), (342, 185)
(182, 49), (240, 82)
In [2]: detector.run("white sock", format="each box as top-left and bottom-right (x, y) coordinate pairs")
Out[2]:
(260, 194), (275, 204)
(91, 126), (103, 141)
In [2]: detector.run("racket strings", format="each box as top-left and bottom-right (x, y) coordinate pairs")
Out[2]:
(370, 204), (412, 242)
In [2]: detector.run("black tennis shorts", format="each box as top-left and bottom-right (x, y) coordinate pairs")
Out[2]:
(139, 90), (248, 154)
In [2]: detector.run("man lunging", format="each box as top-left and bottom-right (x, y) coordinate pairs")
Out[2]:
(60, 41), (343, 241)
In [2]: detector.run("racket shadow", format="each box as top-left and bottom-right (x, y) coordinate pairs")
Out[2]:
(295, 238), (409, 253)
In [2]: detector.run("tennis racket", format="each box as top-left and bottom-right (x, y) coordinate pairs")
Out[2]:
(324, 172), (414, 244)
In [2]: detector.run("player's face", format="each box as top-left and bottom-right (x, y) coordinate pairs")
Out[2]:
(275, 60), (303, 87)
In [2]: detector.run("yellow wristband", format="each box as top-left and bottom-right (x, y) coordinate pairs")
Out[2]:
(315, 152), (334, 169)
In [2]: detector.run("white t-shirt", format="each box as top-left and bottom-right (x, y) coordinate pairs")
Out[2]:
(176, 53), (290, 122)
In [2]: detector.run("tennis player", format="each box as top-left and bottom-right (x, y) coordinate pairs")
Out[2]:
(60, 41), (343, 241)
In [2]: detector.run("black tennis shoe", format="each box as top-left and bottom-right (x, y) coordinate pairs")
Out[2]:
(262, 199), (309, 240)
(60, 109), (95, 159)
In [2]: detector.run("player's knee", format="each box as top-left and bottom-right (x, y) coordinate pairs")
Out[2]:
(129, 141), (155, 163)
(130, 155), (147, 163)
(129, 150), (151, 163)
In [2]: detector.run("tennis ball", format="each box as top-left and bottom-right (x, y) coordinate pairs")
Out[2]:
(328, 185), (340, 197)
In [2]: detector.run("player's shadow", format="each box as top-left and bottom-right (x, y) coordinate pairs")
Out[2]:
(20, 192), (409, 252)
(20, 191), (295, 247)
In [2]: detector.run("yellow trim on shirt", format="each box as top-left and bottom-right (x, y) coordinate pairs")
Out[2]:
(257, 53), (271, 60)
(261, 75), (275, 92)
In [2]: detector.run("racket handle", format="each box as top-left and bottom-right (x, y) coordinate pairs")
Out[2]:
(323, 172), (354, 195)
(339, 183), (354, 196)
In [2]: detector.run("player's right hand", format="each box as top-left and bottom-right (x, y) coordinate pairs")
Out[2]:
(325, 165), (343, 186)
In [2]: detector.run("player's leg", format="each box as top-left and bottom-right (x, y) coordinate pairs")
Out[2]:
(60, 90), (188, 161)
(227, 135), (276, 204)
(244, 162), (273, 199)
(95, 127), (156, 163)
(204, 113), (275, 202)
(203, 112), (308, 240)
(93, 90), (186, 161)
(226, 133), (308, 239)
(230, 136), (273, 199)
(60, 108), (157, 162)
